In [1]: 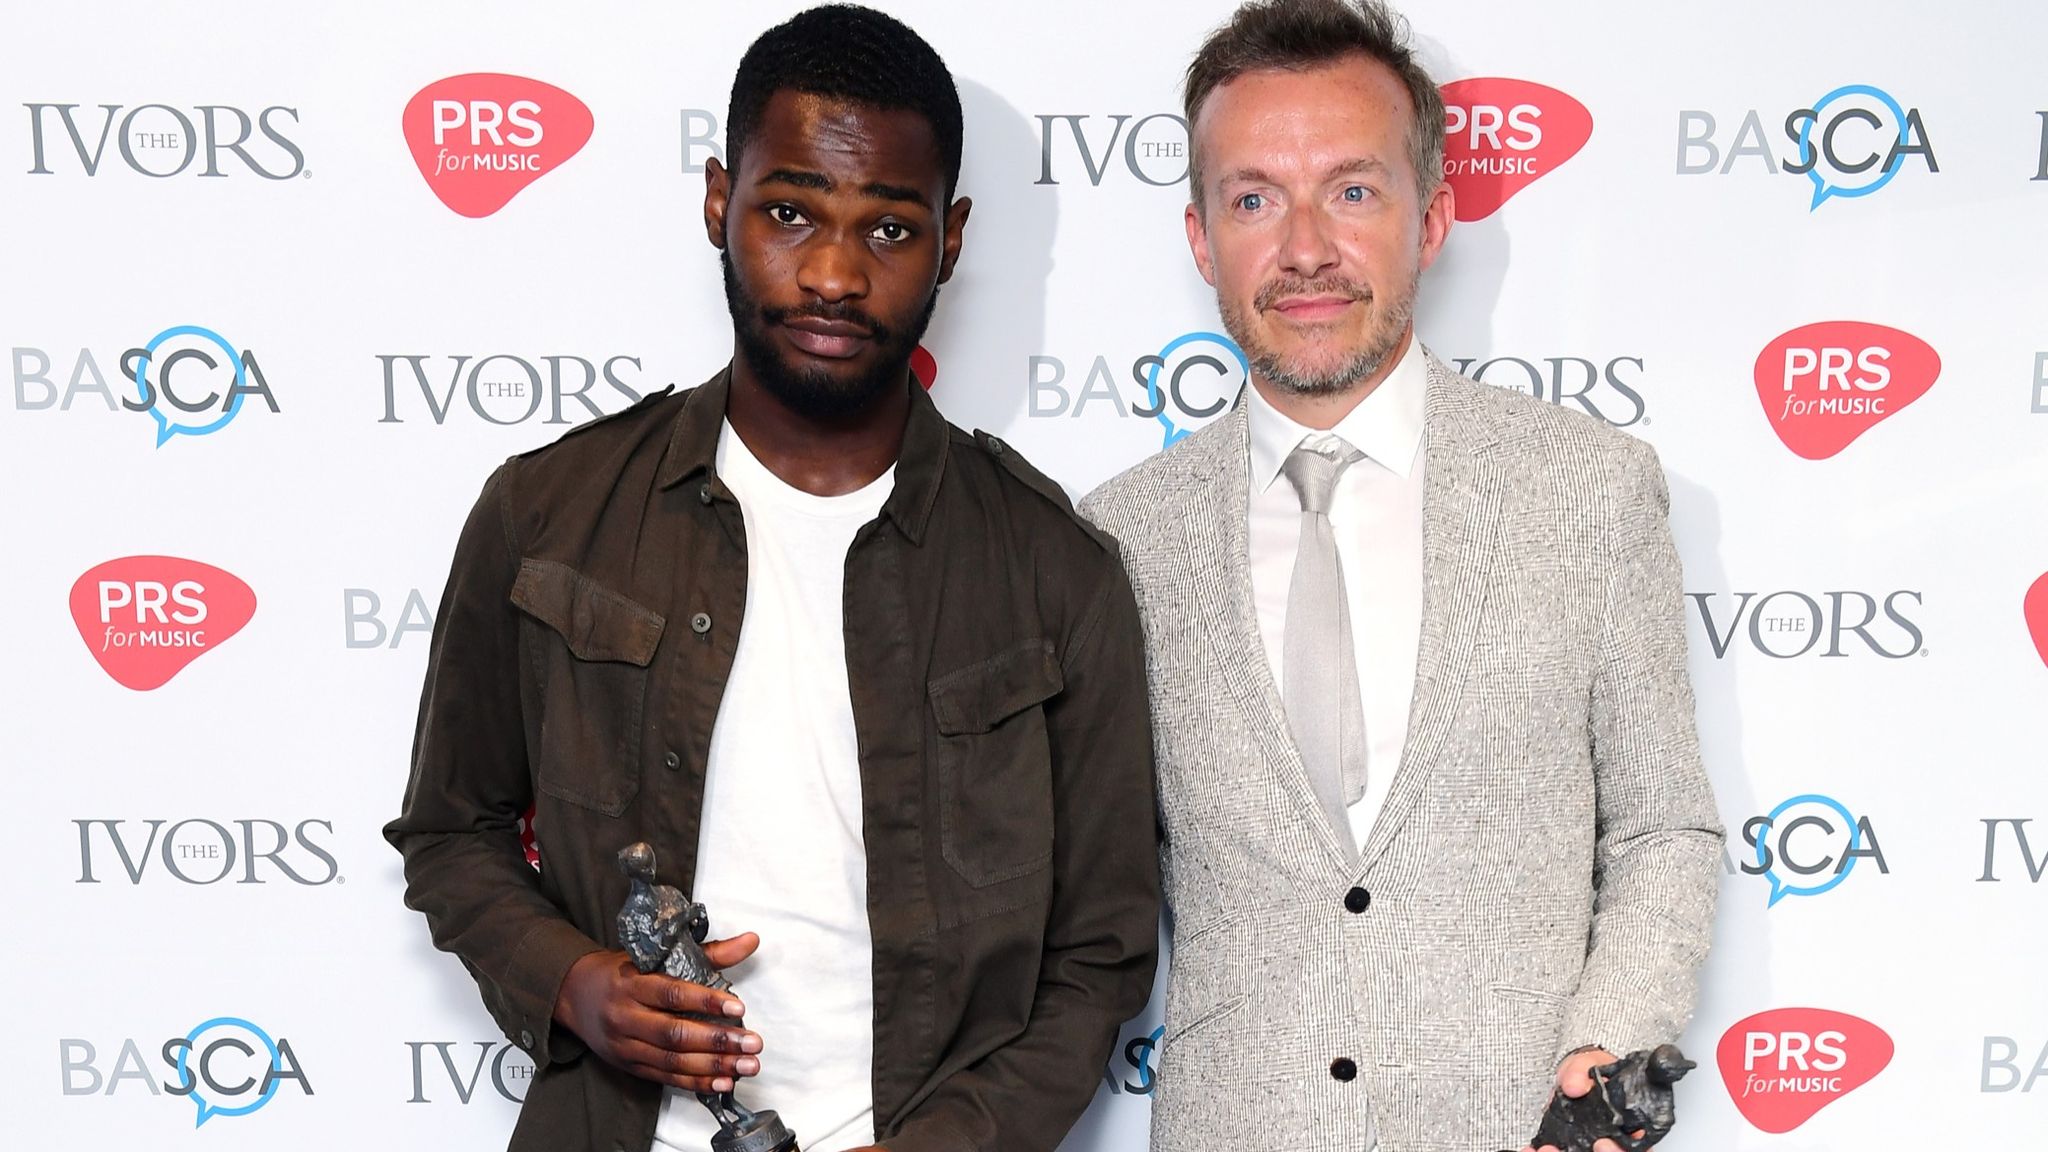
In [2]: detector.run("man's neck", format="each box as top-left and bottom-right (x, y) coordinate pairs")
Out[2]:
(1249, 328), (1413, 432)
(725, 358), (909, 497)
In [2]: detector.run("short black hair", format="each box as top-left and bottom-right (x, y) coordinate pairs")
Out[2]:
(726, 4), (965, 199)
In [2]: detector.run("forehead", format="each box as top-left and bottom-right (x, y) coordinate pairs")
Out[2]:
(1194, 55), (1416, 176)
(739, 89), (945, 192)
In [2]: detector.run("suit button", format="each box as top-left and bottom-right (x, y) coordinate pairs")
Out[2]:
(1344, 886), (1371, 914)
(1330, 1057), (1357, 1082)
(663, 751), (680, 771)
(519, 1029), (536, 1050)
(698, 484), (713, 505)
(691, 612), (712, 634)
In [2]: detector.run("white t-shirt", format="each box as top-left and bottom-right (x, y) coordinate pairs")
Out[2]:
(652, 420), (894, 1152)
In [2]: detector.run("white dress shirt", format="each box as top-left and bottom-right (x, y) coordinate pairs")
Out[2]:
(1246, 336), (1428, 854)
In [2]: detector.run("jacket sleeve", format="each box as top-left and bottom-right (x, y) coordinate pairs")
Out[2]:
(1558, 435), (1725, 1063)
(886, 552), (1164, 1152)
(383, 462), (603, 1069)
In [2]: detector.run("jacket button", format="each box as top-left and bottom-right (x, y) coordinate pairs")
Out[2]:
(1344, 886), (1371, 914)
(690, 612), (712, 634)
(663, 751), (680, 771)
(1330, 1057), (1357, 1082)
(519, 1029), (536, 1050)
(985, 435), (1005, 455)
(698, 484), (713, 505)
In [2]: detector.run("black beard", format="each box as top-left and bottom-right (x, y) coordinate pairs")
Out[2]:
(722, 249), (939, 422)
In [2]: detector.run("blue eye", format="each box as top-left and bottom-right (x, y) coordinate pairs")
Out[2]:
(1342, 185), (1366, 202)
(1237, 192), (1264, 212)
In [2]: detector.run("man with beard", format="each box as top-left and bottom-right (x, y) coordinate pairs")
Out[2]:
(385, 8), (1159, 1152)
(1078, 2), (1721, 1151)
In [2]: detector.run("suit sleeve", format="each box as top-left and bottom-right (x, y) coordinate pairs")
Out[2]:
(382, 462), (603, 1069)
(1558, 435), (1725, 1062)
(886, 550), (1164, 1152)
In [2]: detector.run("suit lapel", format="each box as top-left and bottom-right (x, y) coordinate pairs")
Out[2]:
(1358, 357), (1505, 874)
(1186, 402), (1357, 872)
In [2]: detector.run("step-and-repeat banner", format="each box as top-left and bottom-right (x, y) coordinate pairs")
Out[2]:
(5, 0), (2045, 1147)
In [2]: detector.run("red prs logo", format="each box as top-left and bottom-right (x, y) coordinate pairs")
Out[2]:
(1718, 1008), (1893, 1132)
(1438, 78), (1592, 221)
(404, 73), (593, 218)
(69, 557), (256, 690)
(1753, 321), (1939, 460)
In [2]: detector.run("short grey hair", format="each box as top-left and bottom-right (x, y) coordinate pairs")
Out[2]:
(1183, 0), (1444, 211)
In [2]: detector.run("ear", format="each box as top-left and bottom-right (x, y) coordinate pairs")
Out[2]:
(936, 195), (973, 284)
(1415, 179), (1454, 273)
(1184, 200), (1217, 287)
(704, 156), (731, 250)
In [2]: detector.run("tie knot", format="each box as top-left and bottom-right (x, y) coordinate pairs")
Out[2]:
(1281, 439), (1361, 514)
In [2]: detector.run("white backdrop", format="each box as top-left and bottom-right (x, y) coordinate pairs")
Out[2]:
(5, 0), (2047, 1148)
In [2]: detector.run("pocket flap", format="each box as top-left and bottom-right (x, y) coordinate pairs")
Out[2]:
(510, 559), (665, 666)
(928, 638), (1063, 735)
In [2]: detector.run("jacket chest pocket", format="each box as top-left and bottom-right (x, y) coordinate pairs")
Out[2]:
(511, 559), (665, 817)
(928, 638), (1062, 888)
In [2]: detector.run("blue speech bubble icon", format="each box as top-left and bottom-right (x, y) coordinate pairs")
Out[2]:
(178, 1017), (282, 1127)
(1800, 84), (1911, 211)
(1754, 793), (1863, 908)
(1145, 331), (1249, 449)
(132, 325), (245, 448)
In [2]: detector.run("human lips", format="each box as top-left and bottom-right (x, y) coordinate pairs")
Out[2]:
(781, 315), (874, 359)
(1267, 294), (1360, 323)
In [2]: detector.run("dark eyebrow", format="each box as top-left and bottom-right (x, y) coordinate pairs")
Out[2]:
(757, 168), (932, 210)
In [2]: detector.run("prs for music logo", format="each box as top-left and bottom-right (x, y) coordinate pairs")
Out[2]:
(403, 73), (593, 217)
(1753, 322), (1939, 459)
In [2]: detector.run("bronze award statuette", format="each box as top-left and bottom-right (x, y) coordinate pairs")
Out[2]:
(1507, 1044), (1696, 1152)
(616, 843), (800, 1152)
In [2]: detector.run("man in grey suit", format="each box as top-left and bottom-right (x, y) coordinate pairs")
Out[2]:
(1079, 2), (1723, 1150)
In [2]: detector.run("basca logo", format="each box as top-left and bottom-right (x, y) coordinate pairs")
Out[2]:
(1438, 78), (1592, 221)
(1724, 795), (1887, 907)
(2024, 572), (2048, 671)
(376, 354), (647, 425)
(1687, 589), (1925, 659)
(403, 74), (592, 217)
(24, 102), (306, 178)
(1677, 86), (1937, 209)
(60, 1018), (314, 1126)
(344, 588), (435, 649)
(12, 326), (281, 446)
(1034, 113), (1189, 187)
(1450, 354), (1645, 428)
(1754, 321), (1939, 460)
(75, 818), (341, 885)
(1101, 1023), (1164, 1096)
(406, 1041), (535, 1104)
(1029, 332), (1248, 449)
(70, 557), (255, 690)
(1718, 1008), (1892, 1132)
(1984, 1036), (2048, 1093)
(1977, 818), (2047, 884)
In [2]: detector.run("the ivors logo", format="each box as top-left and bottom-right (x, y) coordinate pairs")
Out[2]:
(70, 557), (255, 690)
(1438, 78), (1591, 221)
(403, 74), (592, 218)
(1719, 1008), (1892, 1132)
(1754, 321), (1939, 459)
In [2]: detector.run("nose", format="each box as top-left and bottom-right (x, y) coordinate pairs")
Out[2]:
(795, 229), (871, 304)
(1277, 200), (1340, 280)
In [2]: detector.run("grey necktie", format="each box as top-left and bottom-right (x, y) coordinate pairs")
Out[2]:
(1281, 440), (1368, 855)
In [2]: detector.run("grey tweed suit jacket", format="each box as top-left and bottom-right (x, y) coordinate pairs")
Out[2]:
(1078, 355), (1723, 1152)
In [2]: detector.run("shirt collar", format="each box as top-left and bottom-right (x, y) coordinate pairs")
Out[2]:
(657, 363), (949, 545)
(1245, 333), (1428, 493)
